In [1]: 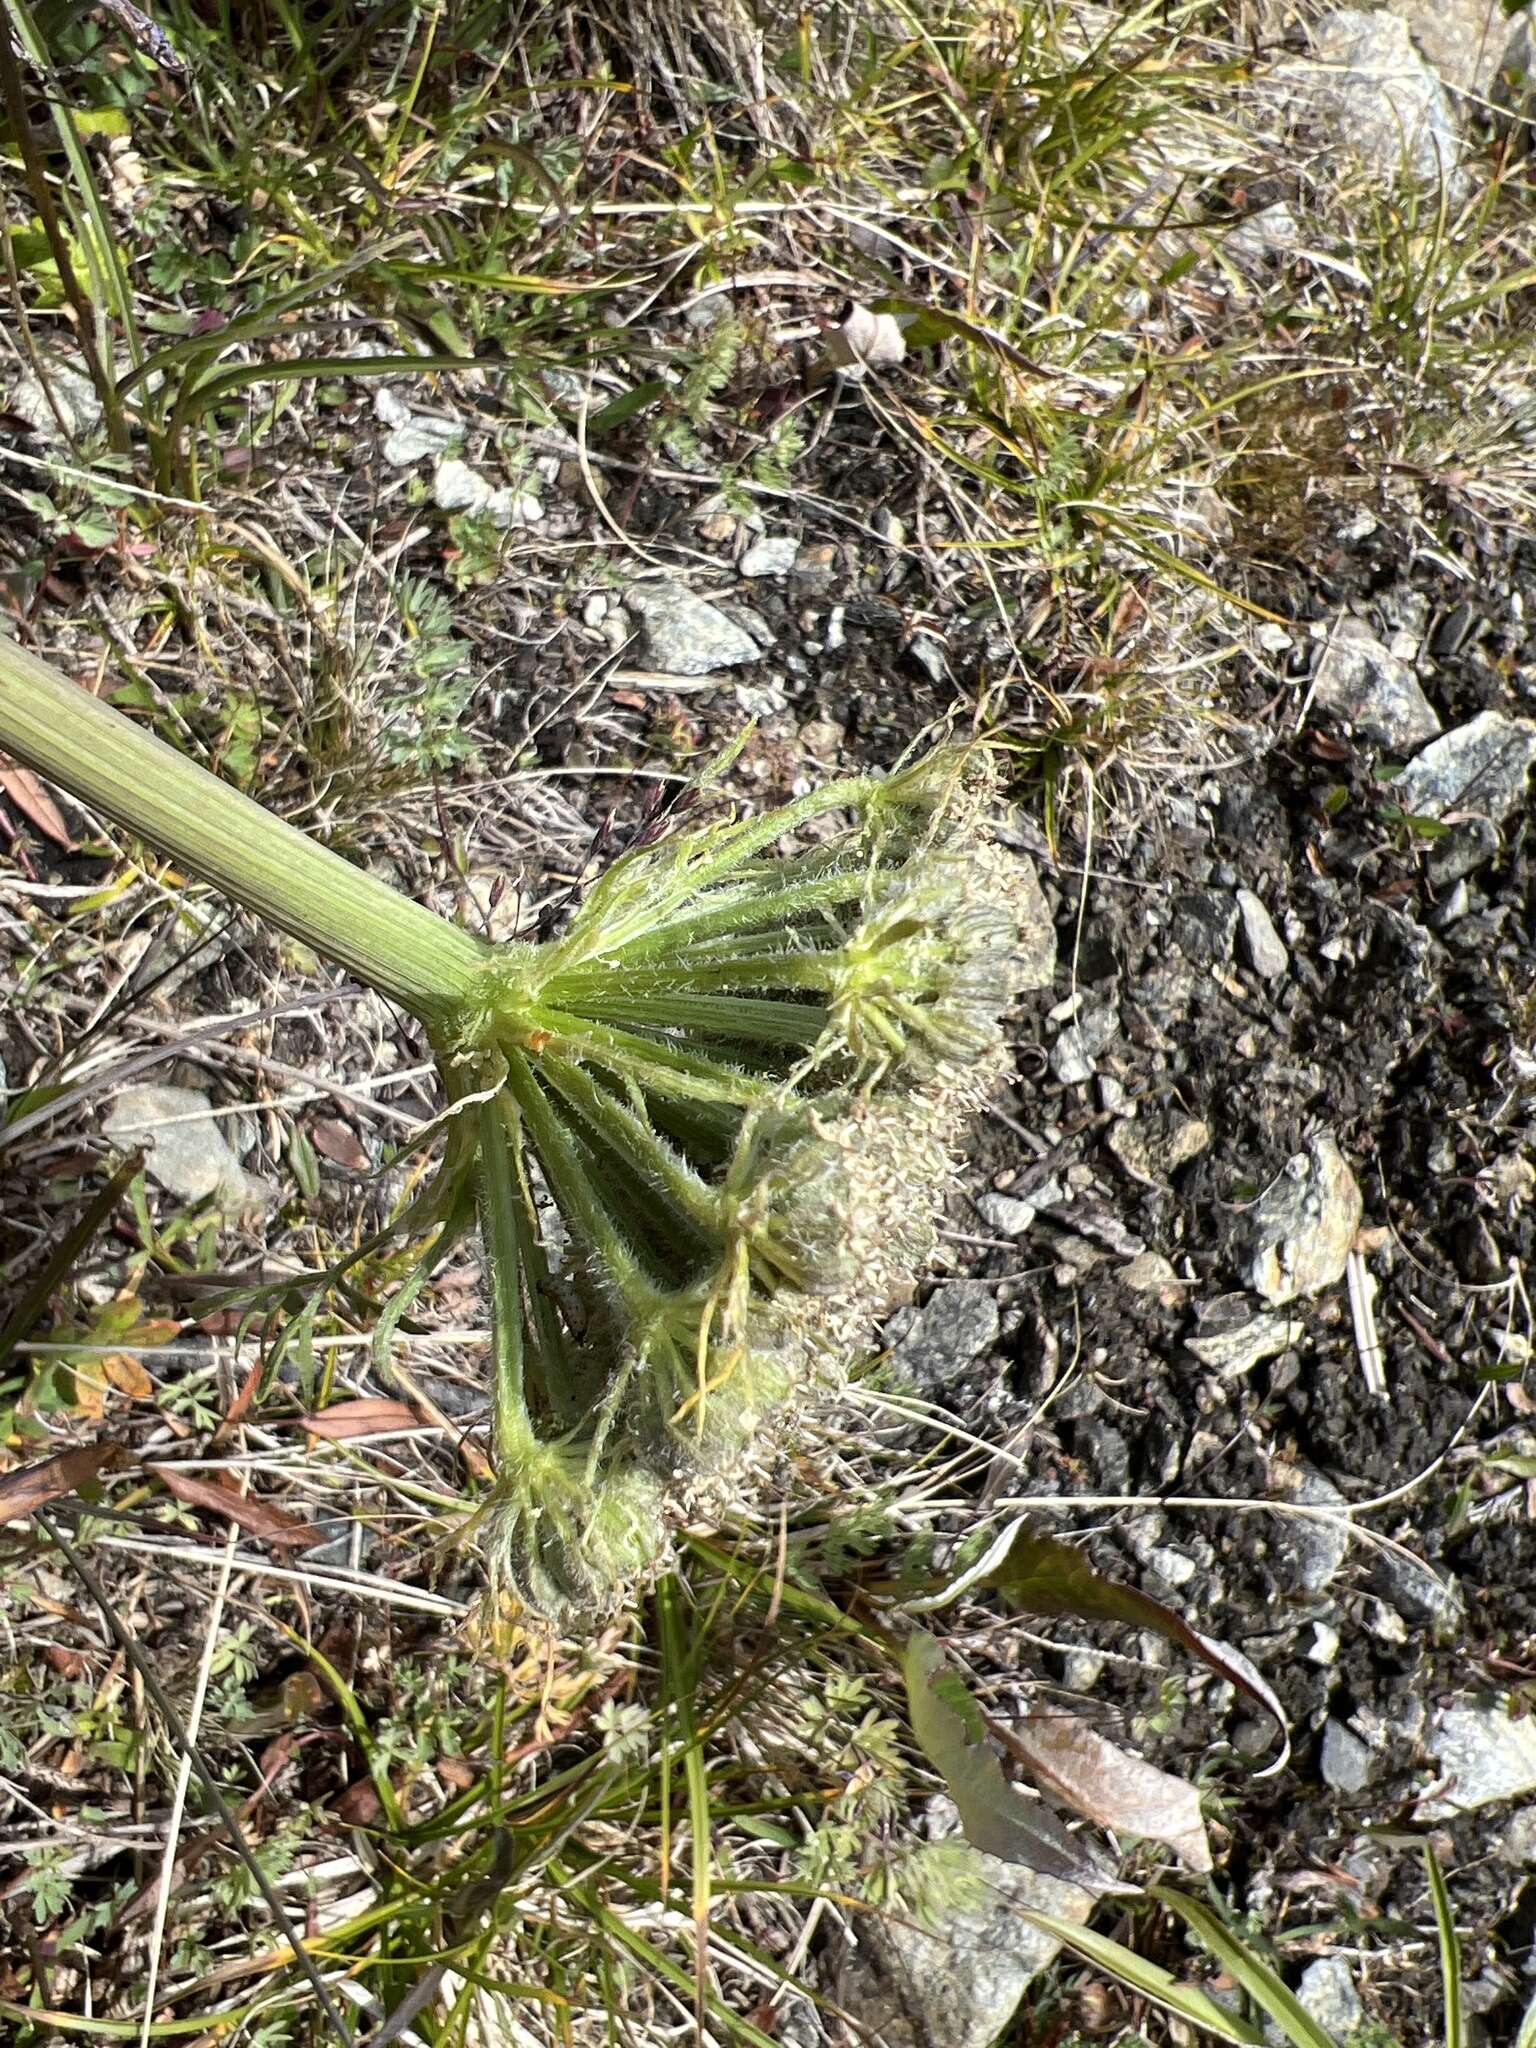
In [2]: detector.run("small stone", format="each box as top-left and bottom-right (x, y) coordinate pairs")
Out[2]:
(1395, 709), (1536, 827)
(1419, 1705), (1536, 1818)
(1500, 1808), (1536, 1866)
(838, 1808), (1094, 2048)
(1298, 1956), (1364, 2039)
(1050, 1002), (1119, 1086)
(1389, 0), (1528, 97)
(104, 1084), (272, 1211)
(1235, 888), (1289, 979)
(1120, 1251), (1180, 1295)
(1321, 1719), (1376, 1795)
(1107, 1114), (1210, 1186)
(380, 405), (460, 466)
(1306, 1620), (1342, 1665)
(907, 633), (949, 684)
(1277, 10), (1466, 196)
(485, 488), (543, 528)
(1310, 613), (1442, 751)
(1271, 1465), (1351, 1594)
(739, 534), (800, 577)
(791, 542), (839, 594)
(887, 1284), (1000, 1391)
(1246, 1133), (1363, 1305)
(8, 359), (104, 443)
(1371, 1549), (1462, 1630)
(975, 1191), (1037, 1237)
(1185, 1296), (1302, 1377)
(432, 457), (492, 514)
(1170, 889), (1239, 967)
(625, 582), (762, 675)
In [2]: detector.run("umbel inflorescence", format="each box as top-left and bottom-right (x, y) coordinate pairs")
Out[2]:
(431, 746), (1036, 1620)
(0, 633), (1035, 1625)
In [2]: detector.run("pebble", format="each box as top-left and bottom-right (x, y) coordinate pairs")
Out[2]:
(1271, 1465), (1352, 1594)
(1119, 1250), (1180, 1295)
(1309, 612), (1441, 750)
(1185, 1296), (1302, 1377)
(886, 1283), (1000, 1391)
(838, 1824), (1093, 2048)
(104, 1084), (273, 1212)
(1277, 9), (1466, 197)
(1395, 709), (1536, 827)
(1419, 1704), (1536, 1818)
(1107, 1114), (1211, 1186)
(738, 534), (800, 577)
(1235, 888), (1289, 979)
(1298, 1956), (1364, 2039)
(1170, 889), (1238, 967)
(1320, 1718), (1376, 1795)
(1050, 1001), (1119, 1085)
(1246, 1132), (1363, 1305)
(975, 1191), (1037, 1237)
(624, 581), (763, 675)
(433, 457), (491, 513)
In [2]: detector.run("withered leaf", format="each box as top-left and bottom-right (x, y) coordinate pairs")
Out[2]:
(1002, 1708), (1212, 1874)
(0, 1442), (126, 1527)
(298, 1398), (419, 1440)
(152, 1466), (320, 1549)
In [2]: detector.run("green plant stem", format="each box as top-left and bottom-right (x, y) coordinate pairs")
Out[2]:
(0, 634), (491, 1028)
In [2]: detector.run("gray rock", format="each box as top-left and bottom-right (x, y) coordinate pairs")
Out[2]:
(8, 360), (104, 443)
(432, 457), (492, 514)
(738, 534), (800, 577)
(1120, 1250), (1180, 1295)
(887, 1283), (1000, 1390)
(376, 388), (461, 466)
(1186, 1297), (1303, 1377)
(1310, 613), (1442, 750)
(1247, 1133), (1363, 1305)
(839, 1841), (1093, 2048)
(1050, 1001), (1119, 1086)
(1107, 1114), (1211, 1186)
(1371, 1549), (1462, 1630)
(1419, 1705), (1536, 1817)
(1389, 0), (1525, 97)
(625, 582), (763, 675)
(1236, 888), (1290, 979)
(104, 1084), (272, 1211)
(1278, 10), (1466, 195)
(1170, 889), (1239, 967)
(1500, 1807), (1536, 1866)
(1321, 1719), (1377, 1794)
(1298, 1955), (1365, 2038)
(1394, 709), (1536, 826)
(975, 1191), (1037, 1237)
(1272, 1466), (1352, 1594)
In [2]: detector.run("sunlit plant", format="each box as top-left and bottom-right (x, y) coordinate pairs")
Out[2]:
(0, 637), (1034, 1618)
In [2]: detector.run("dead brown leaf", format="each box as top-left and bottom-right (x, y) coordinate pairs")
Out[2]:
(0, 1442), (126, 1527)
(311, 1118), (370, 1171)
(298, 1398), (419, 1440)
(152, 1466), (320, 1549)
(103, 1352), (154, 1399)
(1002, 1708), (1212, 1874)
(0, 758), (75, 849)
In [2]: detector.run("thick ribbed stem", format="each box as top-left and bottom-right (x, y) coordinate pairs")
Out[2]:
(0, 634), (491, 1028)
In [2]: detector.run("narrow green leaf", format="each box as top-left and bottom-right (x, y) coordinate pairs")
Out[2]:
(1425, 1846), (1465, 2048)
(1019, 1910), (1264, 2045)
(902, 1632), (1107, 1887)
(1154, 1890), (1338, 2048)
